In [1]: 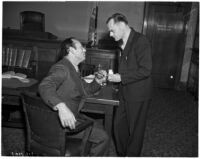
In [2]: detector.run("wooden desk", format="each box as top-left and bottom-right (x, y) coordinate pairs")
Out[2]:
(81, 85), (119, 136)
(2, 78), (38, 128)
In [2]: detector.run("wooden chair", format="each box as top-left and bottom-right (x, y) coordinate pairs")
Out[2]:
(21, 91), (93, 156)
(79, 63), (95, 77)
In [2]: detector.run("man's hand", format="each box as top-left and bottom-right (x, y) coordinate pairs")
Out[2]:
(108, 73), (121, 83)
(95, 70), (107, 85)
(55, 103), (76, 129)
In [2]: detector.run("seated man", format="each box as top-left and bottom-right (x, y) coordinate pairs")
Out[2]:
(38, 37), (109, 156)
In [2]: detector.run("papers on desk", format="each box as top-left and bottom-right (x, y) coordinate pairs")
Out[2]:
(82, 74), (95, 83)
(2, 71), (30, 83)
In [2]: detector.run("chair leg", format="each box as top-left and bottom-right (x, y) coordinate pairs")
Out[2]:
(80, 125), (93, 156)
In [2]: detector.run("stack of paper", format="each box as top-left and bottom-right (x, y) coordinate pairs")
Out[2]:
(2, 71), (29, 83)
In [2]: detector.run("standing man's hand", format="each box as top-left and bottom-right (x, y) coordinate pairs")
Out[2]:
(55, 103), (76, 129)
(108, 73), (121, 82)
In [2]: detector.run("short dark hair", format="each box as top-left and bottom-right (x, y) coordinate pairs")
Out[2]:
(57, 37), (76, 61)
(106, 13), (128, 25)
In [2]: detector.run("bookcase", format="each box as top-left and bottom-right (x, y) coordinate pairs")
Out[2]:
(2, 44), (37, 78)
(3, 36), (61, 80)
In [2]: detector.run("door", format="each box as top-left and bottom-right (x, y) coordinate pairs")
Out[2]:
(143, 2), (191, 88)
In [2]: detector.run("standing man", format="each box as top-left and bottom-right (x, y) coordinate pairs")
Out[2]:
(39, 37), (109, 156)
(106, 13), (153, 156)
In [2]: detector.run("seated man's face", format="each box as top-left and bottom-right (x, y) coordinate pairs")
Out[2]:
(73, 39), (86, 62)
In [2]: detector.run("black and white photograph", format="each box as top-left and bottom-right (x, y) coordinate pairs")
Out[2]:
(1, 1), (199, 157)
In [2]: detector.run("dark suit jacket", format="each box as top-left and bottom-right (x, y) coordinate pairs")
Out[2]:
(39, 58), (101, 117)
(119, 28), (153, 102)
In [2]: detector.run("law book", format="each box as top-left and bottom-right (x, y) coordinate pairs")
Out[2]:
(8, 48), (13, 66)
(11, 48), (18, 66)
(2, 47), (6, 66)
(16, 49), (25, 67)
(22, 50), (31, 68)
(5, 47), (10, 66)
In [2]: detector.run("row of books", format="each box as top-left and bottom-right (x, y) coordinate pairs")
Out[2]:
(2, 47), (32, 68)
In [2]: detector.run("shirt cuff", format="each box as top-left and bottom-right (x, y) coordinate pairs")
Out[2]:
(53, 102), (65, 111)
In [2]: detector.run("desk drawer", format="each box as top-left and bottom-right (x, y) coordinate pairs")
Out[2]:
(2, 95), (21, 106)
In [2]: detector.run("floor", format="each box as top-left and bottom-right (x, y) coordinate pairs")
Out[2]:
(1, 88), (198, 157)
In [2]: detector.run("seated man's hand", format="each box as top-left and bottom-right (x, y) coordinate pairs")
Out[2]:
(55, 103), (76, 129)
(108, 73), (121, 83)
(94, 70), (107, 85)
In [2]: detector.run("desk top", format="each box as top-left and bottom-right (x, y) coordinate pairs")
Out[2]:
(2, 78), (38, 89)
(2, 78), (119, 106)
(85, 85), (119, 106)
(2, 78), (38, 96)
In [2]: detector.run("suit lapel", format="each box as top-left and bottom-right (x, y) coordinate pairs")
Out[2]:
(121, 28), (135, 58)
(120, 28), (140, 62)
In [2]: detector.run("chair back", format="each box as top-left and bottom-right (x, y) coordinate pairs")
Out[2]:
(21, 91), (66, 156)
(79, 63), (95, 77)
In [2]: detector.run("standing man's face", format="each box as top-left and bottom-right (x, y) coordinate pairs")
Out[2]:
(107, 19), (123, 41)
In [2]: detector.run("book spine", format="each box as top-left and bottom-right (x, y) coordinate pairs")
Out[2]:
(8, 48), (13, 66)
(22, 50), (31, 68)
(2, 47), (6, 66)
(12, 48), (18, 66)
(5, 47), (10, 66)
(16, 49), (25, 67)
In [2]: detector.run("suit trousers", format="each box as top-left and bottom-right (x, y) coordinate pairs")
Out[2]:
(114, 98), (151, 156)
